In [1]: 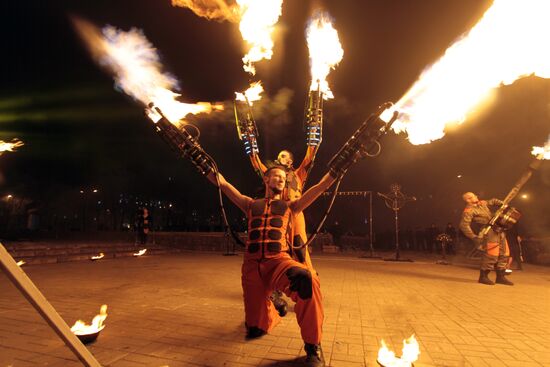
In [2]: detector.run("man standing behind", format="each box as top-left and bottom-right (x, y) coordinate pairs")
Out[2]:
(459, 192), (513, 286)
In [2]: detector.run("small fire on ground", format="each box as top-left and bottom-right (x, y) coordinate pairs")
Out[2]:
(377, 335), (419, 367)
(70, 304), (108, 335)
(133, 248), (147, 257)
(90, 252), (104, 261)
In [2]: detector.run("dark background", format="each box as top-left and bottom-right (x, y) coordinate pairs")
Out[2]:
(0, 0), (548, 237)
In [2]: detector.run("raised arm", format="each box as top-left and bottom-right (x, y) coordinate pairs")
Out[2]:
(291, 172), (336, 213)
(207, 171), (252, 214)
(249, 153), (267, 177)
(295, 145), (318, 183)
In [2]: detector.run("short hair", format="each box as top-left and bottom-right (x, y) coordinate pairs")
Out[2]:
(278, 150), (294, 161)
(264, 165), (286, 177)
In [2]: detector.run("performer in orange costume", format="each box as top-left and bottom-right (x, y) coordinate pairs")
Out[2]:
(249, 147), (318, 269)
(206, 166), (337, 366)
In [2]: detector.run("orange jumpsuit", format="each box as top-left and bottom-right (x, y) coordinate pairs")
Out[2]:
(243, 198), (323, 344)
(249, 146), (317, 270)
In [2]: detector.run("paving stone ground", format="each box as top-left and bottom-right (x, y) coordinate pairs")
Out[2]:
(1, 251), (549, 366)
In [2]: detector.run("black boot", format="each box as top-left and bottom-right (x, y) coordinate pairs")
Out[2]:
(271, 291), (288, 317)
(495, 269), (514, 286)
(245, 325), (266, 339)
(478, 269), (494, 285)
(304, 343), (325, 367)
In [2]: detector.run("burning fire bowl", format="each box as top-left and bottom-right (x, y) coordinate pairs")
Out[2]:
(377, 360), (414, 367)
(75, 325), (105, 344)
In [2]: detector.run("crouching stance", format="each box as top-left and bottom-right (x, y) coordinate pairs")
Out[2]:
(206, 166), (337, 366)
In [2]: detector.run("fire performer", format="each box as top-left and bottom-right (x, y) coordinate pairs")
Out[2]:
(459, 192), (513, 286)
(235, 95), (321, 268)
(235, 90), (322, 317)
(148, 101), (395, 367)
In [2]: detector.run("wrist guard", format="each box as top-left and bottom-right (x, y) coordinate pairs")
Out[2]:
(328, 102), (397, 178)
(304, 88), (323, 147)
(149, 105), (213, 175)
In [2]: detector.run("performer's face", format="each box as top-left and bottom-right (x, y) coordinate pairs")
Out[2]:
(277, 151), (293, 168)
(265, 168), (286, 194)
(462, 192), (479, 205)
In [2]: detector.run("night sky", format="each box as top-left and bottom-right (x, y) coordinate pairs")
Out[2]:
(1, 0), (549, 235)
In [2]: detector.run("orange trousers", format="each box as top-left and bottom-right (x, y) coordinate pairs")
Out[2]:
(241, 253), (323, 344)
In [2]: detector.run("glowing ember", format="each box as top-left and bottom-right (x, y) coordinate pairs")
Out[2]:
(235, 82), (264, 105)
(70, 305), (108, 335)
(532, 135), (550, 160)
(237, 0), (283, 75)
(133, 248), (147, 257)
(90, 252), (105, 261)
(377, 335), (420, 367)
(384, 0), (550, 145)
(306, 11), (344, 99)
(16, 260), (25, 267)
(72, 17), (223, 126)
(0, 139), (24, 154)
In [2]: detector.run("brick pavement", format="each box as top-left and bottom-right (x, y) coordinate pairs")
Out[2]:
(1, 252), (549, 366)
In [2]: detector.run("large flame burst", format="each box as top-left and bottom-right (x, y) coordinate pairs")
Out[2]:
(238, 0), (283, 76)
(385, 0), (550, 145)
(72, 17), (222, 125)
(306, 11), (344, 99)
(532, 135), (550, 160)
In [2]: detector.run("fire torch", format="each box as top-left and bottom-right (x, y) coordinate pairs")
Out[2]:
(233, 97), (259, 156)
(478, 154), (545, 239)
(304, 81), (323, 147)
(328, 102), (398, 178)
(146, 103), (213, 176)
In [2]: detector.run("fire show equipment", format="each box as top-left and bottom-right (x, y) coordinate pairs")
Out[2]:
(435, 233), (452, 265)
(378, 183), (416, 262)
(304, 84), (323, 148)
(234, 98), (259, 156)
(146, 104), (245, 248)
(478, 156), (544, 241)
(299, 103), (398, 249)
(0, 243), (101, 366)
(148, 103), (214, 176)
(328, 102), (398, 179)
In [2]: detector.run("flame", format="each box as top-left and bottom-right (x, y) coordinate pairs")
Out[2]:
(16, 260), (25, 267)
(72, 17), (223, 126)
(237, 0), (283, 75)
(71, 304), (108, 335)
(133, 248), (147, 257)
(171, 0), (240, 22)
(384, 0), (550, 145)
(377, 335), (419, 367)
(235, 82), (264, 105)
(91, 252), (105, 261)
(532, 135), (550, 160)
(306, 11), (344, 99)
(0, 139), (24, 154)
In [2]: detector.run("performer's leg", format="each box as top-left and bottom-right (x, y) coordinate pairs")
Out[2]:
(241, 261), (281, 335)
(479, 242), (499, 285)
(495, 237), (513, 285)
(263, 255), (323, 345)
